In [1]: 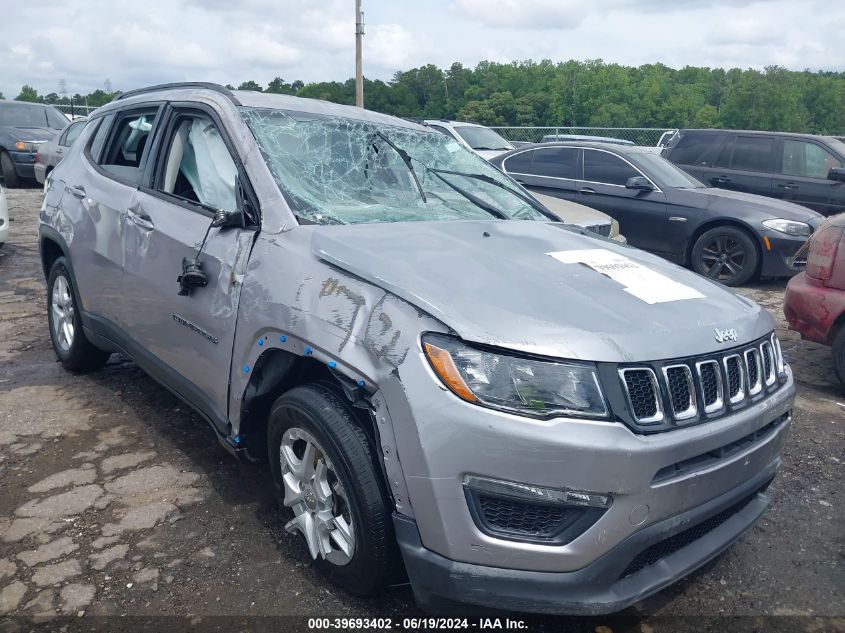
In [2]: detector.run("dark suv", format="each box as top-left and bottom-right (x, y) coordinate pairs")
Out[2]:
(664, 129), (845, 216)
(0, 101), (68, 187)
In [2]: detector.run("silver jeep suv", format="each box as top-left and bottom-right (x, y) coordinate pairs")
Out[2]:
(39, 83), (794, 614)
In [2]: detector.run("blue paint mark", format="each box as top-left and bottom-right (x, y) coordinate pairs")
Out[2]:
(243, 365), (250, 373)
(304, 346), (312, 355)
(234, 435), (240, 444)
(257, 339), (264, 346)
(279, 335), (287, 343)
(328, 361), (337, 368)
(358, 380), (366, 388)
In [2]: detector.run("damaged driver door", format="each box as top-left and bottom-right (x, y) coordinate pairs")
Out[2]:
(121, 107), (255, 431)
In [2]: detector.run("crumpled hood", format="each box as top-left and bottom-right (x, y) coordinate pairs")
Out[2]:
(312, 220), (774, 362)
(675, 187), (824, 222)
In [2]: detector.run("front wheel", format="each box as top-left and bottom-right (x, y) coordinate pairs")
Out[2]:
(47, 257), (111, 371)
(691, 226), (759, 286)
(267, 384), (398, 595)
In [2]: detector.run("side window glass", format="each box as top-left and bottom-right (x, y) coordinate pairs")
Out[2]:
(160, 115), (238, 213)
(63, 122), (85, 147)
(87, 117), (111, 163)
(503, 150), (534, 174)
(101, 110), (158, 179)
(671, 134), (720, 166)
(714, 137), (735, 168)
(782, 140), (842, 179)
(729, 136), (774, 172)
(531, 148), (577, 179)
(583, 150), (639, 186)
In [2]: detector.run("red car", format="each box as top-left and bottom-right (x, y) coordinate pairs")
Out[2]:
(784, 213), (845, 384)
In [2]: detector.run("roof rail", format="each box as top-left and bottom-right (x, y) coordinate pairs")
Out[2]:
(114, 82), (241, 105)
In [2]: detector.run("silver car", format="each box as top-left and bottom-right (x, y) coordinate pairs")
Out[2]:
(39, 83), (794, 614)
(34, 118), (87, 185)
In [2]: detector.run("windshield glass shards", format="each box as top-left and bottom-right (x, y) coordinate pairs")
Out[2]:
(240, 107), (549, 225)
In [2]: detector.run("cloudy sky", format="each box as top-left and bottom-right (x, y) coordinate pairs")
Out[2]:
(3, 0), (843, 99)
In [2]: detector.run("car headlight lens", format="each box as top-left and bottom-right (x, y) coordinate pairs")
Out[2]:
(763, 219), (812, 237)
(422, 333), (608, 419)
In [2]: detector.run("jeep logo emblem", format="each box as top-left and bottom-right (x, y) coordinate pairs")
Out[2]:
(714, 328), (738, 343)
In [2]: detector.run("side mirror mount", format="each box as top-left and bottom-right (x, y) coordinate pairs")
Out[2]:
(626, 176), (655, 191)
(211, 207), (245, 229)
(828, 167), (845, 182)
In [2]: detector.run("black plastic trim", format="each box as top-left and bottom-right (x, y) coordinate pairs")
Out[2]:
(114, 82), (241, 106)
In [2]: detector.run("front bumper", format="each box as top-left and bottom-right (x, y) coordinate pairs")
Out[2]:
(784, 272), (845, 345)
(34, 163), (47, 185)
(759, 232), (811, 278)
(396, 463), (777, 615)
(8, 150), (37, 179)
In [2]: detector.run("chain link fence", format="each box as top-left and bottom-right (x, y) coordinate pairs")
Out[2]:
(53, 103), (99, 119)
(492, 127), (675, 147)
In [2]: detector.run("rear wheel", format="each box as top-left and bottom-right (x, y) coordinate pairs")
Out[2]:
(47, 257), (111, 371)
(691, 225), (759, 286)
(267, 384), (397, 595)
(0, 152), (20, 188)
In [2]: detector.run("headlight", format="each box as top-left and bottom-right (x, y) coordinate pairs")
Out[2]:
(14, 140), (44, 153)
(422, 333), (608, 419)
(762, 219), (812, 237)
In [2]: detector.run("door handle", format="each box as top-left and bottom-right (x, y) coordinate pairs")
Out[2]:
(67, 185), (86, 198)
(713, 176), (731, 184)
(777, 182), (799, 190)
(578, 187), (596, 195)
(56, 148), (64, 154)
(127, 209), (155, 230)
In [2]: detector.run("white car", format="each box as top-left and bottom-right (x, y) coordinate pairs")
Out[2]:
(423, 120), (513, 160)
(0, 185), (8, 247)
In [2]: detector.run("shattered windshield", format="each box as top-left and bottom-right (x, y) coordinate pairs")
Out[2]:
(240, 107), (549, 225)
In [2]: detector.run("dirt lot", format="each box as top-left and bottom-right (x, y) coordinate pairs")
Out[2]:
(0, 187), (842, 631)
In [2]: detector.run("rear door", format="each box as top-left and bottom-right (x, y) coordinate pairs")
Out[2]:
(577, 148), (671, 256)
(773, 137), (843, 215)
(703, 134), (776, 196)
(665, 131), (727, 181)
(63, 106), (162, 327)
(120, 104), (257, 429)
(501, 146), (579, 202)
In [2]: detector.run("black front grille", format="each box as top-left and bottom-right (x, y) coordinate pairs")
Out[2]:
(762, 345), (773, 378)
(747, 352), (759, 388)
(726, 356), (742, 399)
(623, 370), (658, 419)
(699, 362), (719, 407)
(665, 367), (691, 413)
(620, 486), (765, 579)
(478, 495), (575, 538)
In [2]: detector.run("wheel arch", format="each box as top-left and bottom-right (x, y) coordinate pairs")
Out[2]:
(39, 226), (70, 280)
(685, 218), (764, 275)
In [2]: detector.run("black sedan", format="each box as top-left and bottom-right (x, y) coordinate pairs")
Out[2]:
(491, 142), (825, 286)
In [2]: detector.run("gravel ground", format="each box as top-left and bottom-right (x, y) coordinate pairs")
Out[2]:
(0, 187), (842, 631)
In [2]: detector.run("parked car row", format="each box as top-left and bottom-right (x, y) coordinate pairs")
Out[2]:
(38, 82), (796, 616)
(0, 100), (68, 187)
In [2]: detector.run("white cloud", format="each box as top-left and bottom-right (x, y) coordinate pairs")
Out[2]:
(452, 0), (583, 30)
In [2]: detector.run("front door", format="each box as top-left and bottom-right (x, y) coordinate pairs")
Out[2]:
(121, 107), (255, 428)
(577, 148), (671, 257)
(773, 137), (843, 215)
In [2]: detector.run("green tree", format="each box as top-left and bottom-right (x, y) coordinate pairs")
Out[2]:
(237, 80), (263, 92)
(16, 85), (39, 102)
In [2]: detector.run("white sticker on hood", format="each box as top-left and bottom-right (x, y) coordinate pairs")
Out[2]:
(547, 249), (706, 304)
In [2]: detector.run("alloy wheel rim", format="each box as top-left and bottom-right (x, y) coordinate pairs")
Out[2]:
(700, 235), (746, 282)
(51, 275), (75, 352)
(280, 425), (355, 566)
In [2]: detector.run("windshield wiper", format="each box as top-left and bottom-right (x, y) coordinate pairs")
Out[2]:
(426, 170), (508, 219)
(429, 168), (552, 219)
(375, 132), (427, 202)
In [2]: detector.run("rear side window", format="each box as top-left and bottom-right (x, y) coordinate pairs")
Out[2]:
(59, 121), (85, 147)
(531, 148), (577, 179)
(717, 136), (774, 172)
(502, 150), (534, 174)
(86, 117), (111, 162)
(781, 140), (842, 179)
(583, 150), (640, 186)
(668, 133), (722, 166)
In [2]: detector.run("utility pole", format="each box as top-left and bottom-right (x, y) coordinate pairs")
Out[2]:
(355, 0), (364, 108)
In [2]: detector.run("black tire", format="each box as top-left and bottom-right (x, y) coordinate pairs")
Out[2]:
(0, 151), (20, 188)
(267, 383), (397, 596)
(832, 327), (845, 389)
(47, 257), (110, 371)
(691, 225), (759, 286)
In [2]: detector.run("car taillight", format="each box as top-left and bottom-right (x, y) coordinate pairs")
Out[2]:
(806, 224), (845, 281)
